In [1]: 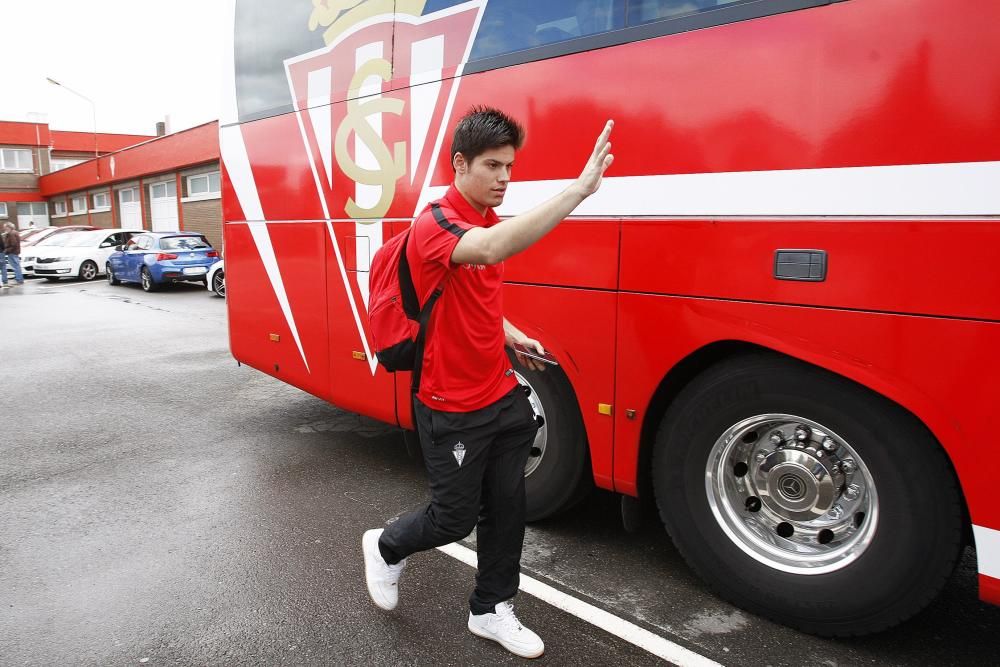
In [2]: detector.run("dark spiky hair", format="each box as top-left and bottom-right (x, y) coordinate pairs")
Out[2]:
(450, 106), (525, 169)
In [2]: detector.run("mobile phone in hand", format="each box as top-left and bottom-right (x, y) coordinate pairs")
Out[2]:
(512, 342), (559, 366)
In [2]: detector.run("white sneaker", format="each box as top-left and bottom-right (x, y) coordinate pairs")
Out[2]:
(468, 601), (544, 659)
(0, 284), (9, 289)
(362, 528), (406, 610)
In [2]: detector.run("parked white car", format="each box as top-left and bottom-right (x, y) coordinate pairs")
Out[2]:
(206, 259), (225, 297)
(10, 225), (100, 277)
(29, 229), (142, 281)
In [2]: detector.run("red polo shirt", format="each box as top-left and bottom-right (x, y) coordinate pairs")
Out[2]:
(407, 185), (517, 412)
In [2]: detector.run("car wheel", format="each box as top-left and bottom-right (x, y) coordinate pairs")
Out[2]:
(79, 260), (98, 281)
(140, 267), (159, 292)
(507, 350), (592, 522)
(212, 270), (226, 298)
(106, 264), (120, 286)
(651, 352), (963, 636)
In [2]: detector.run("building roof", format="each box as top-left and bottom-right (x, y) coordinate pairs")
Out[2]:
(51, 130), (154, 153)
(0, 120), (51, 147)
(38, 121), (219, 197)
(0, 120), (153, 152)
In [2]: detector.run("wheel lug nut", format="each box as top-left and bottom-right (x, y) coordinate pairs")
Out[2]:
(829, 504), (845, 519)
(755, 450), (769, 463)
(822, 437), (837, 451)
(841, 459), (856, 474)
(769, 432), (783, 446)
(844, 483), (860, 500)
(795, 425), (810, 441)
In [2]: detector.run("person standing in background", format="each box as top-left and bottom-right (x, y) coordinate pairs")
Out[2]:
(1, 222), (25, 288)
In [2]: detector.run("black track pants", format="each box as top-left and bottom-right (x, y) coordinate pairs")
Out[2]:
(379, 386), (539, 615)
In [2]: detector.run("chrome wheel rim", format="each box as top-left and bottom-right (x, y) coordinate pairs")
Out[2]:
(705, 413), (878, 574)
(513, 371), (547, 477)
(106, 266), (114, 284)
(82, 263), (96, 280)
(141, 271), (150, 289)
(213, 272), (225, 297)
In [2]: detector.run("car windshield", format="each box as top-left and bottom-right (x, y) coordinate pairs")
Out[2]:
(160, 236), (211, 250)
(67, 232), (107, 247)
(36, 232), (88, 247)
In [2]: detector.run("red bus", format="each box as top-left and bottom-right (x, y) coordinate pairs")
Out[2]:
(220, 0), (1000, 636)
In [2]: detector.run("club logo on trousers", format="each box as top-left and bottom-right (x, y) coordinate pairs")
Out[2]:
(284, 0), (487, 376)
(453, 442), (466, 467)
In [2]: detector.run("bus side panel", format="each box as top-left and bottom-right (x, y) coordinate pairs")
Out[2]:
(237, 112), (328, 222)
(619, 219), (1000, 322)
(503, 284), (617, 490)
(427, 0), (1000, 187)
(613, 292), (1000, 534)
(504, 220), (619, 290)
(327, 220), (397, 425)
(225, 221), (331, 401)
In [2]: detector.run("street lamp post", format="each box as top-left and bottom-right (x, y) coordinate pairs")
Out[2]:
(45, 77), (99, 167)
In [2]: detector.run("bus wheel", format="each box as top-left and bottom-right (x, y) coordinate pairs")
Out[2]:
(509, 351), (592, 522)
(652, 352), (963, 636)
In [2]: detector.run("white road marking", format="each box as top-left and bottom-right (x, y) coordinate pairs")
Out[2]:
(436, 541), (722, 666)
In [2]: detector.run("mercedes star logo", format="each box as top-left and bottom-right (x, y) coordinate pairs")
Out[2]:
(779, 474), (806, 501)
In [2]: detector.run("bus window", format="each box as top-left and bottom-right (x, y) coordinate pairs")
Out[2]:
(234, 0), (325, 122)
(467, 0), (626, 61)
(627, 0), (752, 27)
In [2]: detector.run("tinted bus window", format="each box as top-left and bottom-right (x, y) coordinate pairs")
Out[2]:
(235, 0), (805, 122)
(627, 0), (753, 27)
(474, 0), (625, 59)
(234, 0), (325, 122)
(425, 0), (626, 61)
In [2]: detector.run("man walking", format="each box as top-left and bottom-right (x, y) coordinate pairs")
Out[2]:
(362, 108), (613, 658)
(1, 221), (25, 288)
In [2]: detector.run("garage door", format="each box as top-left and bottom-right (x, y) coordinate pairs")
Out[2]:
(118, 188), (141, 229)
(149, 181), (178, 232)
(17, 202), (49, 229)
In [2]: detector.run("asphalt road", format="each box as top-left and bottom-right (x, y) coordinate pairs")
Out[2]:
(1, 277), (997, 666)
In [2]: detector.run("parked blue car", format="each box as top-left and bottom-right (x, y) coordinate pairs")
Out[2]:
(107, 232), (220, 292)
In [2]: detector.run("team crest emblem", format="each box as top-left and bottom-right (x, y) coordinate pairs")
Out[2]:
(285, 0), (487, 375)
(453, 441), (466, 467)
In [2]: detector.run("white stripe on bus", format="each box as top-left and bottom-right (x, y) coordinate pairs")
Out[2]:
(973, 525), (1000, 580)
(418, 161), (1000, 218)
(410, 35), (445, 186)
(306, 67), (334, 189)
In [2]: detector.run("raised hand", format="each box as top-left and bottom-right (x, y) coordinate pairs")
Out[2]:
(574, 120), (615, 198)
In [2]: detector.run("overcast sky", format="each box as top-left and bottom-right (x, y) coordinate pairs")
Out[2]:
(1, 0), (227, 136)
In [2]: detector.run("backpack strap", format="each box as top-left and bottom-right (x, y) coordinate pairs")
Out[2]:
(409, 202), (454, 395)
(397, 231), (420, 320)
(410, 286), (442, 394)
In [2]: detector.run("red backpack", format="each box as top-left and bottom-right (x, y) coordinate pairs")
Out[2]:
(367, 203), (446, 391)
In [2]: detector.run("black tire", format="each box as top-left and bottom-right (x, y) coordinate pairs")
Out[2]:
(212, 270), (226, 298)
(79, 260), (98, 281)
(652, 352), (963, 636)
(508, 350), (592, 521)
(106, 264), (120, 286)
(140, 267), (159, 292)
